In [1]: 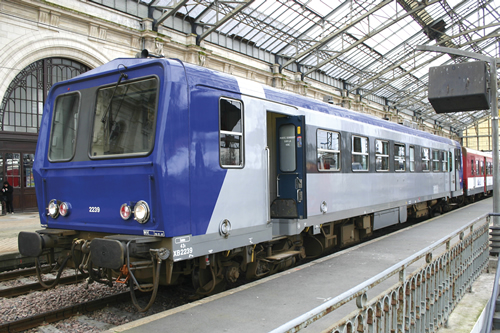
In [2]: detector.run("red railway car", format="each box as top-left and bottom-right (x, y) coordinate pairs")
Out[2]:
(462, 147), (493, 199)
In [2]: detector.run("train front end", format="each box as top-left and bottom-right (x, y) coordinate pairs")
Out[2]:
(18, 57), (190, 311)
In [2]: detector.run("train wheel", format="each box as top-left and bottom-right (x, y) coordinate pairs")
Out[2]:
(193, 264), (225, 295)
(303, 234), (324, 258)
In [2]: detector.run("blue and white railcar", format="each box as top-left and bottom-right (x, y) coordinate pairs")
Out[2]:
(18, 57), (463, 310)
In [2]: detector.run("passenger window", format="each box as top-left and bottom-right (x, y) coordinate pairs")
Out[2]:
(220, 98), (244, 168)
(471, 159), (475, 175)
(432, 150), (440, 172)
(480, 161), (484, 176)
(409, 146), (415, 172)
(317, 130), (340, 171)
(375, 139), (389, 171)
(394, 143), (405, 172)
(422, 147), (430, 171)
(476, 160), (480, 176)
(441, 151), (448, 172)
(352, 136), (368, 171)
(49, 92), (80, 161)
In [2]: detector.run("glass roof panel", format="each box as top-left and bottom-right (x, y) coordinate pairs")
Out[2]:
(143, 0), (499, 132)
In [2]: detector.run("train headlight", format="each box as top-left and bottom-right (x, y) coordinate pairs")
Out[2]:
(47, 199), (59, 218)
(133, 200), (150, 224)
(120, 203), (132, 220)
(59, 202), (70, 217)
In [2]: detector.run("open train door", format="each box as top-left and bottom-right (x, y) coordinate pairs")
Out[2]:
(271, 115), (307, 219)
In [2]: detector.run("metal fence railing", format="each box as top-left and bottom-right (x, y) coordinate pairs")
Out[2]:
(270, 213), (490, 333)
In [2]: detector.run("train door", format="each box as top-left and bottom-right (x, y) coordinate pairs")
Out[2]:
(270, 115), (307, 219)
(483, 157), (487, 194)
(454, 148), (462, 192)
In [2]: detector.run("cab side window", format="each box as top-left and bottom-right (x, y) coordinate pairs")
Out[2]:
(220, 98), (244, 168)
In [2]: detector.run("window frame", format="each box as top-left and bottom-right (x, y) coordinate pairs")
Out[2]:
(394, 143), (406, 172)
(441, 151), (448, 172)
(409, 146), (415, 172)
(432, 149), (440, 172)
(375, 139), (389, 172)
(352, 135), (369, 172)
(317, 129), (341, 172)
(48, 91), (81, 162)
(219, 97), (244, 169)
(422, 147), (430, 172)
(89, 76), (159, 160)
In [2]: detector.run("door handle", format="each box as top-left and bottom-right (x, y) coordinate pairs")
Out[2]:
(297, 189), (303, 203)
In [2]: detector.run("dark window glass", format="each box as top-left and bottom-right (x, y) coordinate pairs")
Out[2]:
(394, 143), (405, 172)
(5, 153), (20, 188)
(278, 124), (295, 172)
(317, 130), (340, 171)
(432, 150), (440, 172)
(91, 78), (158, 157)
(23, 153), (35, 188)
(441, 151), (448, 172)
(49, 93), (80, 161)
(409, 146), (415, 172)
(352, 136), (368, 171)
(375, 139), (389, 171)
(220, 98), (243, 167)
(422, 148), (430, 171)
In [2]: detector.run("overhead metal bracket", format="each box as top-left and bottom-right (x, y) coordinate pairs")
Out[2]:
(195, 0), (255, 46)
(151, 0), (189, 31)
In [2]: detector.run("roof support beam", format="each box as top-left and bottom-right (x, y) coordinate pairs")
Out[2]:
(152, 0), (189, 31)
(302, 0), (439, 77)
(280, 0), (392, 69)
(196, 0), (255, 45)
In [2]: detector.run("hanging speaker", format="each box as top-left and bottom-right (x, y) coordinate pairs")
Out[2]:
(428, 61), (490, 113)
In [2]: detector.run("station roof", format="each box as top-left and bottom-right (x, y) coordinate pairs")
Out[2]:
(102, 0), (500, 134)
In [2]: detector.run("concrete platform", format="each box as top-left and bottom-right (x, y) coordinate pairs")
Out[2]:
(0, 212), (42, 270)
(105, 198), (495, 333)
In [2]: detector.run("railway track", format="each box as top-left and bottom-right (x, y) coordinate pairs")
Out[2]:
(0, 291), (133, 333)
(0, 267), (38, 282)
(0, 273), (86, 298)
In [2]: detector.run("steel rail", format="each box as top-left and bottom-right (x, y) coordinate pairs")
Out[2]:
(0, 274), (87, 298)
(0, 267), (37, 282)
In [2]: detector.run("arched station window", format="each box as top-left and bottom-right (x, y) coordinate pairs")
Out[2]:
(0, 58), (90, 133)
(0, 58), (89, 211)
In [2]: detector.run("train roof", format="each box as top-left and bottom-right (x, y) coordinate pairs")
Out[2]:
(463, 147), (493, 158)
(73, 57), (459, 147)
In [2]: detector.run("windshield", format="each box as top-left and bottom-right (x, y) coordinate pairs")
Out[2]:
(91, 77), (158, 157)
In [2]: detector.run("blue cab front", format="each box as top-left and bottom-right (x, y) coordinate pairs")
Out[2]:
(33, 58), (190, 238)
